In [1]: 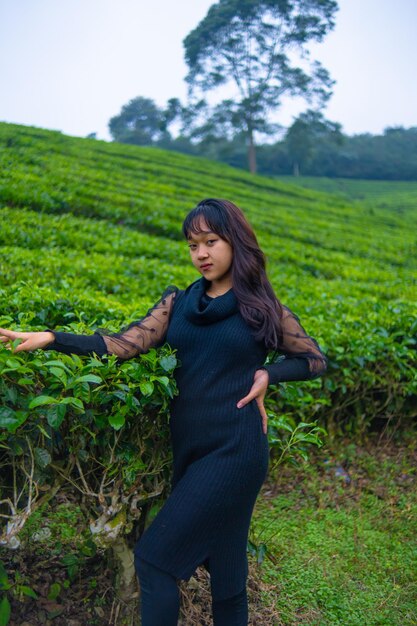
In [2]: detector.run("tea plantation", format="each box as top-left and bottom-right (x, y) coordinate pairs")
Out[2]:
(278, 174), (417, 211)
(0, 122), (416, 624)
(1, 121), (416, 434)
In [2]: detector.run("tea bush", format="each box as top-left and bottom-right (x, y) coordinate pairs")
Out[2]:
(0, 122), (416, 620)
(0, 122), (415, 436)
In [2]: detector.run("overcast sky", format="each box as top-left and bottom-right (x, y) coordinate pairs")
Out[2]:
(0, 0), (416, 141)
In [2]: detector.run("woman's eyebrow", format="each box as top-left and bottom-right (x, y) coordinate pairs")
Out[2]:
(187, 230), (216, 240)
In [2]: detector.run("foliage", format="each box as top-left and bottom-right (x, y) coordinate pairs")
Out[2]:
(268, 124), (417, 180)
(0, 120), (416, 619)
(266, 411), (326, 470)
(249, 436), (417, 625)
(108, 94), (417, 180)
(0, 501), (109, 623)
(276, 174), (417, 207)
(0, 558), (37, 625)
(183, 0), (337, 172)
(0, 336), (177, 548)
(285, 109), (343, 176)
(0, 120), (416, 437)
(108, 96), (181, 146)
(221, 124), (417, 180)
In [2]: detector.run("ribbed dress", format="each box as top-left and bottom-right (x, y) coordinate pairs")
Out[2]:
(44, 276), (327, 602)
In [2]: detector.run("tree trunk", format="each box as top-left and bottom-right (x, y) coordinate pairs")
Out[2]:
(111, 537), (140, 625)
(247, 127), (257, 174)
(293, 161), (300, 177)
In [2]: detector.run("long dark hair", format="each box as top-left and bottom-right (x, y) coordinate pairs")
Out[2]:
(182, 198), (283, 350)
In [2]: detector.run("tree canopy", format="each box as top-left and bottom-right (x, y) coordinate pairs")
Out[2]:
(286, 110), (343, 176)
(183, 0), (338, 172)
(108, 97), (170, 145)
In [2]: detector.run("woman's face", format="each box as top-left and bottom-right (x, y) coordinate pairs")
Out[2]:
(187, 219), (233, 286)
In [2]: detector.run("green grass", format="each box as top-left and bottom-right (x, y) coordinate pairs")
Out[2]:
(1, 123), (416, 309)
(1, 122), (417, 624)
(0, 121), (416, 432)
(251, 437), (417, 625)
(277, 175), (417, 212)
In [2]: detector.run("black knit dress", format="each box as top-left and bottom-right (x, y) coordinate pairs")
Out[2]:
(45, 276), (327, 602)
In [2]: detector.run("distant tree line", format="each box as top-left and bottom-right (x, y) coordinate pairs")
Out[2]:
(106, 0), (416, 180)
(108, 98), (417, 181)
(257, 119), (417, 180)
(108, 0), (338, 174)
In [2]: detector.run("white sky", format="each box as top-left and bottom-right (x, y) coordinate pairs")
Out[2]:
(0, 0), (416, 141)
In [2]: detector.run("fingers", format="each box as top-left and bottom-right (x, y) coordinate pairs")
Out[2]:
(12, 335), (40, 352)
(237, 372), (268, 408)
(0, 328), (15, 350)
(237, 387), (256, 409)
(237, 393), (268, 434)
(13, 340), (30, 353)
(0, 328), (17, 340)
(237, 388), (258, 408)
(0, 329), (31, 352)
(237, 369), (269, 434)
(256, 398), (268, 435)
(237, 384), (265, 411)
(0, 330), (51, 353)
(0, 339), (24, 352)
(0, 328), (26, 343)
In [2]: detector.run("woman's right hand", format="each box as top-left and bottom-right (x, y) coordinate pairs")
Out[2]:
(0, 328), (55, 353)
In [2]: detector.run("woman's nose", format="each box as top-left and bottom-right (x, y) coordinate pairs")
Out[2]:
(197, 247), (209, 259)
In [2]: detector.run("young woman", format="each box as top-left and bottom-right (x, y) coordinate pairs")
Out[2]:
(0, 198), (327, 625)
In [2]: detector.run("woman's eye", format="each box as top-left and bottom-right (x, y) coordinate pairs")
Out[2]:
(207, 239), (217, 246)
(188, 244), (197, 250)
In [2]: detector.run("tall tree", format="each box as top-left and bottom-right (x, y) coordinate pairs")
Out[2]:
(109, 97), (169, 145)
(183, 0), (338, 173)
(286, 109), (342, 176)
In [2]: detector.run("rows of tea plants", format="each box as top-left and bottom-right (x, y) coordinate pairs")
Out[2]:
(1, 122), (416, 434)
(278, 174), (417, 211)
(0, 122), (416, 621)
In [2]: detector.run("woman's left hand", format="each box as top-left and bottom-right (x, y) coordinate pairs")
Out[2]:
(237, 369), (269, 434)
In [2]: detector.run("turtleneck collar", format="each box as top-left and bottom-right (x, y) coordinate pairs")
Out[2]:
(183, 277), (238, 325)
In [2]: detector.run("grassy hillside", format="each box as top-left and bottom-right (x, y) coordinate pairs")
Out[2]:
(0, 122), (416, 625)
(1, 121), (416, 433)
(277, 175), (417, 211)
(1, 123), (415, 303)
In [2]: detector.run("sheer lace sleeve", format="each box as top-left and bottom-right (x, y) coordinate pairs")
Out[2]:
(44, 287), (178, 360)
(96, 287), (178, 359)
(262, 305), (327, 385)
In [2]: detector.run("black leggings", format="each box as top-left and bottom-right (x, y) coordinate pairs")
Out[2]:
(135, 556), (248, 626)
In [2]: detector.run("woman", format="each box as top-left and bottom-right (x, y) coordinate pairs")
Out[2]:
(0, 198), (327, 625)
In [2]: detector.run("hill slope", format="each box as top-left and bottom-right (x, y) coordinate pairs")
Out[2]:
(277, 175), (417, 211)
(0, 121), (416, 431)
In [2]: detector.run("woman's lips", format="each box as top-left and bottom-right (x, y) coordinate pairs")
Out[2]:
(200, 263), (213, 271)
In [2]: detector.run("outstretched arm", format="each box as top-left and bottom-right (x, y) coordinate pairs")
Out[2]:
(94, 287), (178, 359)
(0, 287), (178, 360)
(0, 330), (57, 353)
